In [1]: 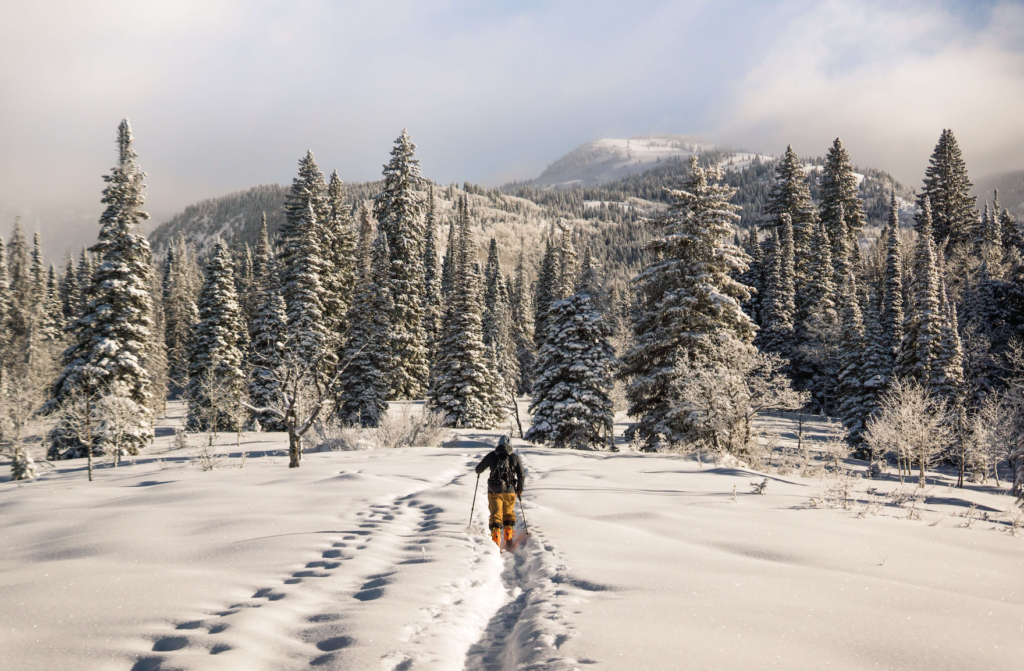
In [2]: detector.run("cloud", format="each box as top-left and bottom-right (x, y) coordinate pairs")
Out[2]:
(713, 0), (1024, 184)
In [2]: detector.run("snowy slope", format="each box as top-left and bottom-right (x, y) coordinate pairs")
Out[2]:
(4, 406), (1023, 670)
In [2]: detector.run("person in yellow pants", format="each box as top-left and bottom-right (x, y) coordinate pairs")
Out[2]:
(474, 436), (524, 547)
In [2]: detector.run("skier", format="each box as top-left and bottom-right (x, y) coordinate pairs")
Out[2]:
(474, 435), (524, 547)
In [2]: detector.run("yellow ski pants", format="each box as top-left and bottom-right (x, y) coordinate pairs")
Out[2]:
(487, 492), (517, 530)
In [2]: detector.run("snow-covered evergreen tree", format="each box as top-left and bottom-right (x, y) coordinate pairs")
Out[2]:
(881, 192), (904, 359)
(422, 186), (443, 348)
(918, 129), (977, 248)
(527, 261), (616, 449)
(820, 138), (866, 255)
(429, 197), (503, 428)
(511, 251), (537, 394)
(322, 170), (358, 341)
(282, 202), (328, 368)
(46, 119), (155, 458)
(932, 278), (964, 402)
(764, 145), (816, 326)
(336, 224), (394, 427)
(621, 156), (756, 447)
(246, 248), (288, 432)
(835, 271), (867, 442)
(533, 238), (558, 349)
(374, 129), (429, 398)
(482, 237), (501, 347)
(163, 236), (200, 394)
(830, 203), (853, 286)
(756, 214), (795, 357)
(186, 239), (245, 432)
(798, 218), (841, 414)
(279, 151), (328, 277)
(39, 265), (64, 343)
(440, 214), (457, 299)
(60, 251), (79, 323)
(6, 220), (32, 360)
(895, 198), (944, 386)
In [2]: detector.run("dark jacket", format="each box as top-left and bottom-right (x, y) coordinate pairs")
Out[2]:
(475, 444), (524, 494)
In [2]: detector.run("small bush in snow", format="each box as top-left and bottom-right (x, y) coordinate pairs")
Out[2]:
(375, 406), (449, 449)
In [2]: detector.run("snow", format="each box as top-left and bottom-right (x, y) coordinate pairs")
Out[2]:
(531, 137), (705, 188)
(3, 403), (1024, 670)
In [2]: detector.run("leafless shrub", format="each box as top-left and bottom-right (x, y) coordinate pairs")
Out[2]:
(750, 478), (768, 495)
(310, 420), (370, 452)
(375, 406), (449, 449)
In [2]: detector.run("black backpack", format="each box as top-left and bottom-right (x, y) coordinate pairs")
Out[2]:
(493, 451), (516, 490)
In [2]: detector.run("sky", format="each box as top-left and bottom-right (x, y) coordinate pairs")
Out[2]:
(2, 0), (1023, 258)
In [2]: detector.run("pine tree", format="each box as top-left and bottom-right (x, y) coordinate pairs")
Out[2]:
(440, 213), (457, 298)
(533, 238), (558, 349)
(932, 278), (964, 402)
(764, 145), (816, 321)
(6, 220), (32, 359)
(830, 203), (852, 285)
(820, 138), (866, 253)
(526, 263), (616, 449)
(322, 170), (358, 341)
(46, 119), (155, 458)
(835, 271), (867, 442)
(279, 151), (328, 276)
(429, 198), (503, 428)
(895, 198), (943, 386)
(39, 265), (64, 343)
(799, 218), (840, 414)
(422, 186), (443, 348)
(186, 239), (245, 431)
(482, 237), (501, 346)
(621, 157), (756, 446)
(282, 202), (328, 368)
(511, 251), (537, 394)
(881, 193), (904, 359)
(145, 257), (169, 417)
(30, 232), (46, 307)
(374, 129), (429, 398)
(860, 294), (889, 422)
(0, 237), (9, 368)
(756, 214), (795, 357)
(247, 252), (288, 432)
(1000, 208), (1023, 254)
(918, 129), (977, 248)
(76, 248), (94, 315)
(336, 230), (394, 427)
(60, 251), (79, 323)
(163, 236), (200, 394)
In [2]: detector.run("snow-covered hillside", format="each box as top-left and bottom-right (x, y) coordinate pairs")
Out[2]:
(3, 404), (1023, 671)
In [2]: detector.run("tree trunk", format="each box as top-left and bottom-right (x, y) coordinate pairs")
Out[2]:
(87, 443), (93, 482)
(289, 431), (302, 468)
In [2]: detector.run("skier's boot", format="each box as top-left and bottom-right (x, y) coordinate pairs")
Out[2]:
(490, 528), (500, 546)
(504, 526), (515, 547)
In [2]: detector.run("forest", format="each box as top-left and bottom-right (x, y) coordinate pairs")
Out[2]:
(2, 121), (1023, 503)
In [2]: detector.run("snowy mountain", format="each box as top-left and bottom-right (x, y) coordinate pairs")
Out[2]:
(520, 136), (770, 189)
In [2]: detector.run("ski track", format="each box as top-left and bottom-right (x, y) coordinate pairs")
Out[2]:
(123, 460), (512, 671)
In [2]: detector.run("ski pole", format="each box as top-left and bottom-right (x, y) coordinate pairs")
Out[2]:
(518, 492), (529, 534)
(468, 473), (480, 529)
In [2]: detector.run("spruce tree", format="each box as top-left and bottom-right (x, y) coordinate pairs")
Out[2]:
(764, 145), (816, 322)
(835, 271), (867, 442)
(30, 232), (45, 307)
(820, 138), (866, 253)
(6, 220), (32, 359)
(621, 157), (755, 446)
(279, 151), (328, 276)
(60, 251), (79, 323)
(895, 198), (943, 386)
(533, 238), (558, 349)
(322, 170), (358, 341)
(881, 193), (904, 359)
(429, 198), (502, 428)
(336, 226), (394, 427)
(527, 262), (616, 449)
(1000, 208), (1023, 254)
(756, 214), (795, 357)
(932, 278), (964, 402)
(830, 203), (852, 286)
(422, 187), (443, 348)
(46, 119), (155, 457)
(163, 236), (200, 394)
(511, 251), (537, 394)
(800, 218), (840, 414)
(76, 248), (94, 315)
(440, 213), (457, 298)
(374, 129), (429, 398)
(860, 294), (889, 420)
(482, 237), (501, 346)
(247, 250), (288, 432)
(39, 265), (64, 343)
(0, 237), (9, 371)
(918, 129), (977, 247)
(289, 202), (330, 368)
(186, 239), (245, 432)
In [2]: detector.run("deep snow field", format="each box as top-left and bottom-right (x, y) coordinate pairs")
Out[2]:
(3, 404), (1024, 671)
